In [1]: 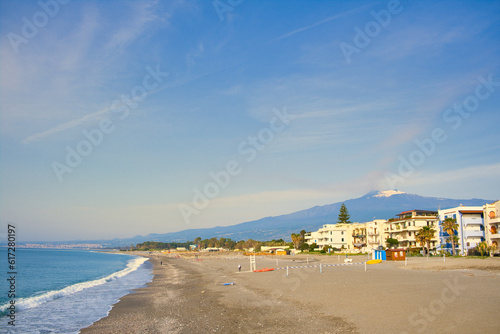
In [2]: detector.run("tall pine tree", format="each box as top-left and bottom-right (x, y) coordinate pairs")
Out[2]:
(337, 203), (352, 224)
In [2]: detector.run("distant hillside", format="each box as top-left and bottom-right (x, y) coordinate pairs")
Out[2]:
(32, 190), (492, 247)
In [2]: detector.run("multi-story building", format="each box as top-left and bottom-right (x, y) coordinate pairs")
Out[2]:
(484, 200), (500, 250)
(386, 210), (439, 250)
(351, 223), (367, 249)
(365, 219), (388, 250)
(305, 223), (367, 252)
(438, 206), (485, 256)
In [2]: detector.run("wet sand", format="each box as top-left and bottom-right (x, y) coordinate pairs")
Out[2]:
(81, 253), (500, 333)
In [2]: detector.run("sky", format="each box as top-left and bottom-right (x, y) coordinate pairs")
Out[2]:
(0, 0), (499, 242)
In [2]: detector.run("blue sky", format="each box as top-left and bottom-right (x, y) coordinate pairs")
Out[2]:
(1, 0), (499, 241)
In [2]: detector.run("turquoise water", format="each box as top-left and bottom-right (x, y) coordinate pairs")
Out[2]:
(0, 248), (152, 333)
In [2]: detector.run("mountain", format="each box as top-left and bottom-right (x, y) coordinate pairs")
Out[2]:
(32, 190), (492, 247)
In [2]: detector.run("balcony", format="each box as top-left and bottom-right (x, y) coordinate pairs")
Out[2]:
(464, 230), (484, 238)
(489, 217), (500, 224)
(464, 220), (484, 226)
(490, 233), (500, 239)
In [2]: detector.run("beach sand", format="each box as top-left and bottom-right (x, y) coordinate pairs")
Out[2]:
(81, 253), (500, 333)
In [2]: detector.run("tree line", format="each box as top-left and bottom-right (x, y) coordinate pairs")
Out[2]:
(133, 237), (289, 251)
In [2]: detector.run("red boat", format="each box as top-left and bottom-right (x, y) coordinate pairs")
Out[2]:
(253, 267), (274, 272)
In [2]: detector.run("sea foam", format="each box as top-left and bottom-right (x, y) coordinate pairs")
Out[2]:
(0, 255), (148, 313)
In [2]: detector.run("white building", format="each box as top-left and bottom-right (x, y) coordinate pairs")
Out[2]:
(386, 210), (439, 250)
(484, 200), (500, 251)
(365, 219), (388, 250)
(438, 206), (485, 256)
(305, 224), (351, 250)
(305, 223), (366, 252)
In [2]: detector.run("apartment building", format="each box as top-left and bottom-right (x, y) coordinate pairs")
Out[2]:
(365, 219), (388, 250)
(484, 200), (500, 249)
(438, 206), (484, 256)
(386, 210), (439, 250)
(305, 223), (367, 251)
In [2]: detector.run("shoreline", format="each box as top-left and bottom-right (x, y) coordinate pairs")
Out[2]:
(81, 253), (500, 333)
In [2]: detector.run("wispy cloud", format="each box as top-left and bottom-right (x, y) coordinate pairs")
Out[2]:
(104, 1), (161, 52)
(267, 3), (374, 43)
(59, 4), (100, 72)
(22, 106), (111, 144)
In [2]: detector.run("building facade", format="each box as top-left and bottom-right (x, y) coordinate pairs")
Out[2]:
(365, 219), (388, 250)
(438, 206), (485, 256)
(305, 223), (368, 251)
(386, 210), (439, 250)
(484, 200), (500, 251)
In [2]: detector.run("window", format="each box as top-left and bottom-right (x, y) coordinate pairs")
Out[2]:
(341, 231), (344, 235)
(341, 238), (344, 242)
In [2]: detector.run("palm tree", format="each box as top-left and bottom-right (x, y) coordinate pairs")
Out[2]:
(424, 226), (436, 255)
(416, 226), (436, 256)
(291, 233), (302, 250)
(300, 230), (307, 244)
(415, 232), (427, 255)
(441, 218), (458, 255)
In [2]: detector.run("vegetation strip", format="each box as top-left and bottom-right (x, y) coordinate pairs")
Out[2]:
(275, 262), (364, 270)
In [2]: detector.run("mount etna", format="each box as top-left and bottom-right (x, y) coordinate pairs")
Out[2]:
(34, 190), (494, 247)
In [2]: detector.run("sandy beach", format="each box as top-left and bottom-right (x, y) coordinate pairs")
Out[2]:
(81, 253), (500, 333)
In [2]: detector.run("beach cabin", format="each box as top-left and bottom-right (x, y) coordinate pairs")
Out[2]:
(373, 249), (386, 261)
(386, 248), (406, 261)
(275, 248), (288, 255)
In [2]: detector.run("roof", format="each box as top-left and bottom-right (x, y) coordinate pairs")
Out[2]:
(458, 210), (483, 214)
(387, 248), (406, 252)
(398, 209), (437, 216)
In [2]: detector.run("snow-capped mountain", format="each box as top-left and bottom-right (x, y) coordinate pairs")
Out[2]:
(51, 190), (494, 246)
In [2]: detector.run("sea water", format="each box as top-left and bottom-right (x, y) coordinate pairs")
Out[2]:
(0, 248), (153, 333)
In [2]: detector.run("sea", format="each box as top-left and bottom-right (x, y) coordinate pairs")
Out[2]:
(0, 248), (153, 333)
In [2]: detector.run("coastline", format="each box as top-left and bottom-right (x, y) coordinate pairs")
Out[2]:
(81, 253), (500, 333)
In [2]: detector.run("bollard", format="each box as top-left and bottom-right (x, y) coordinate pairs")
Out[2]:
(364, 262), (367, 272)
(405, 257), (407, 266)
(320, 263), (322, 273)
(443, 253), (446, 263)
(286, 266), (289, 276)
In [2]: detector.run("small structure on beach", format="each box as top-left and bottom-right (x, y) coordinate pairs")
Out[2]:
(386, 248), (406, 261)
(373, 249), (386, 261)
(261, 246), (290, 255)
